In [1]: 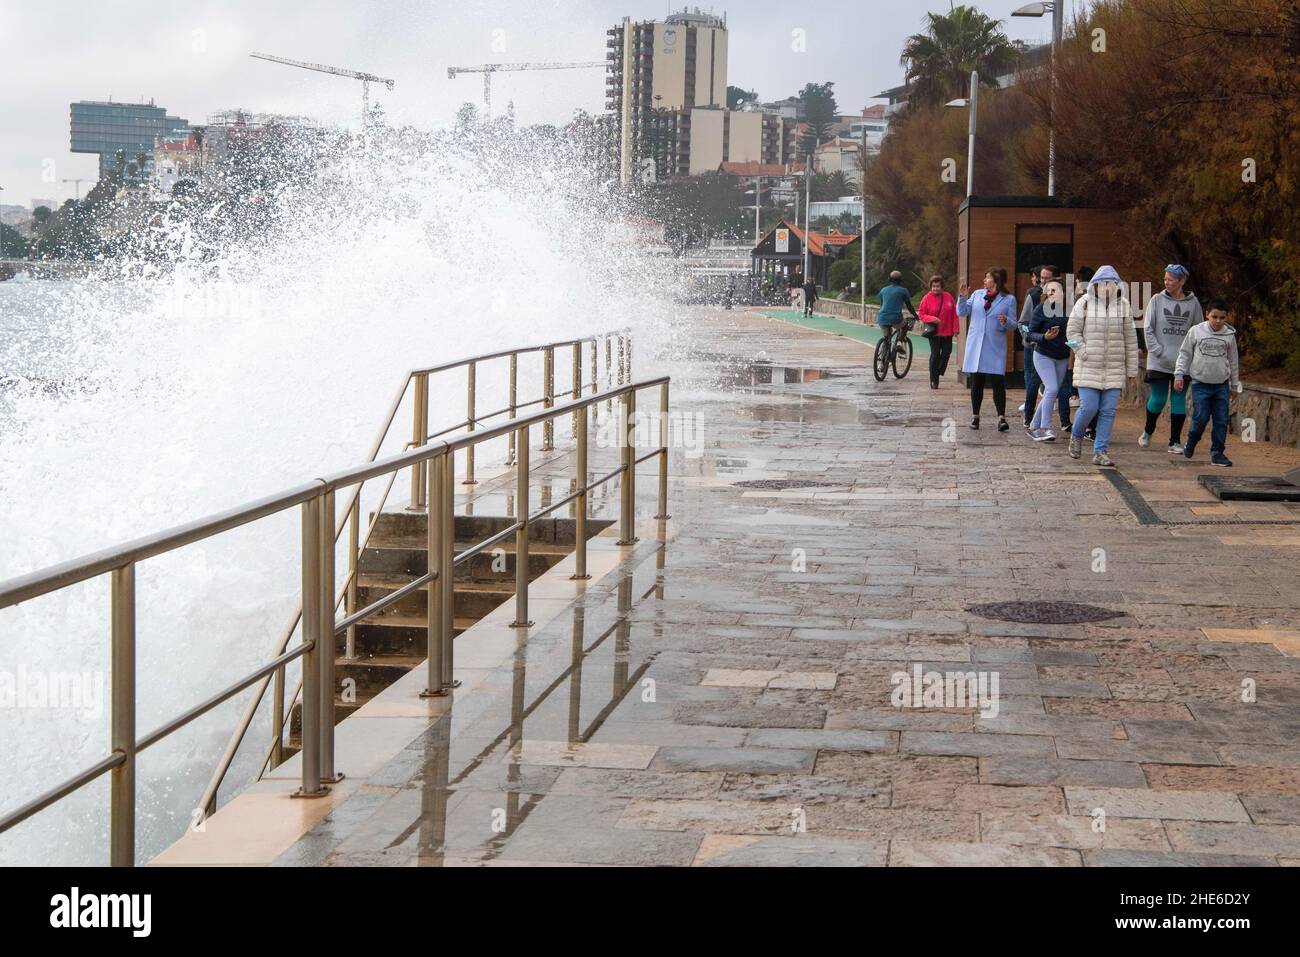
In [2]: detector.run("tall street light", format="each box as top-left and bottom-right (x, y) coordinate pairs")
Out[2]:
(859, 128), (868, 324)
(945, 69), (980, 199)
(1013, 1), (1065, 197)
(744, 178), (764, 246)
(803, 159), (812, 281)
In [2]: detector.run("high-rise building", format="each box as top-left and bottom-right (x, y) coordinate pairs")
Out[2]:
(684, 108), (798, 176)
(70, 100), (190, 183)
(605, 9), (728, 185)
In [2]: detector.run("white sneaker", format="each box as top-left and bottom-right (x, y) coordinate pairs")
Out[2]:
(1168, 442), (1185, 454)
(1026, 427), (1042, 440)
(1017, 403), (1026, 413)
(1138, 432), (1151, 448)
(1033, 429), (1056, 442)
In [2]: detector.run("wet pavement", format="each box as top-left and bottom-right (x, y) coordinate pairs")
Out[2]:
(272, 308), (1300, 866)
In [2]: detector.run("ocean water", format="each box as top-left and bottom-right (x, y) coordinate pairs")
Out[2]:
(0, 125), (687, 863)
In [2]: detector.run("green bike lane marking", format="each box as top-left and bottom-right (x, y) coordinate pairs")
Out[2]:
(755, 308), (932, 355)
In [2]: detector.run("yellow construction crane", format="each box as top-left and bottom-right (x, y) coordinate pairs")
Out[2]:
(251, 52), (396, 128)
(447, 62), (603, 116)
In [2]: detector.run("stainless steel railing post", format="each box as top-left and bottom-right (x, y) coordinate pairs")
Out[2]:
(617, 390), (638, 546)
(422, 451), (448, 697)
(318, 490), (340, 784)
(409, 373), (429, 510)
(345, 497), (359, 660)
(271, 664), (284, 769)
(507, 353), (518, 466)
(605, 336), (613, 416)
(657, 381), (671, 520)
(510, 425), (534, 628)
(571, 342), (582, 441)
(440, 456), (455, 689)
(464, 361), (478, 485)
(542, 347), (555, 451)
(572, 405), (591, 581)
(294, 497), (329, 798)
(110, 563), (135, 867)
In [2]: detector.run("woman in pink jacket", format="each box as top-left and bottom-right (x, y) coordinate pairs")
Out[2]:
(919, 275), (960, 390)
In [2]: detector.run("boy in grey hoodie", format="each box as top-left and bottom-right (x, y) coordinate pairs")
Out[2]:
(1175, 299), (1241, 467)
(1140, 265), (1203, 452)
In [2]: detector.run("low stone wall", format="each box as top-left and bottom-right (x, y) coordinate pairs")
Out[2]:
(1103, 377), (1298, 449)
(1236, 381), (1300, 448)
(813, 299), (879, 324)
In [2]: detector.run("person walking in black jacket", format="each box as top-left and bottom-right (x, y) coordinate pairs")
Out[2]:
(1025, 278), (1071, 442)
(802, 277), (818, 317)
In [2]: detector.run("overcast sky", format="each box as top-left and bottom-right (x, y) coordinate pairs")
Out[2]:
(0, 0), (1067, 207)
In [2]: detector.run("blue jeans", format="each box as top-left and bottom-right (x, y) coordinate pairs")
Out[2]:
(1186, 380), (1230, 458)
(1072, 387), (1121, 453)
(1029, 352), (1069, 432)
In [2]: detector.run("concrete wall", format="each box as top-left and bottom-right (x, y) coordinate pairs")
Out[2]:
(688, 110), (725, 175)
(813, 299), (880, 324)
(707, 27), (727, 108)
(693, 26), (726, 108)
(728, 111), (763, 163)
(652, 23), (686, 108)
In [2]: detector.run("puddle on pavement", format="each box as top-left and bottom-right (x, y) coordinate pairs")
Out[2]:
(676, 352), (852, 390)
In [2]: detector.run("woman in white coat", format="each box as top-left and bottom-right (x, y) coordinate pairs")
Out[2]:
(958, 267), (1018, 431)
(1066, 265), (1139, 466)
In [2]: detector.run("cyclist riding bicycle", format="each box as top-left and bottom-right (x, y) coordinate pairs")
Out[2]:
(878, 271), (918, 353)
(872, 271), (919, 381)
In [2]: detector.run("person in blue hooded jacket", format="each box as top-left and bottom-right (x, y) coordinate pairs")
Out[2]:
(958, 266), (1018, 431)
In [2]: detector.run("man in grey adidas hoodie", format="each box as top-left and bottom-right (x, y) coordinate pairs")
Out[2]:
(1174, 299), (1241, 467)
(1140, 265), (1203, 452)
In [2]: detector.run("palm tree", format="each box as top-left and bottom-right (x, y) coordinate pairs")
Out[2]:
(900, 5), (1018, 108)
(810, 170), (856, 202)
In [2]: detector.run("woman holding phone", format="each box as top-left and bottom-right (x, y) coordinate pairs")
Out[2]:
(1025, 278), (1070, 441)
(958, 267), (1018, 431)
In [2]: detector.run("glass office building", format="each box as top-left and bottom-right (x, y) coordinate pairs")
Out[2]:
(70, 101), (190, 182)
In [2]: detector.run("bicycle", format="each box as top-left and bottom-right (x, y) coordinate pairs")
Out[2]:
(873, 317), (915, 381)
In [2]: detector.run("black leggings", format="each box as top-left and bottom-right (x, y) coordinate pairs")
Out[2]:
(969, 372), (1006, 417)
(929, 336), (953, 385)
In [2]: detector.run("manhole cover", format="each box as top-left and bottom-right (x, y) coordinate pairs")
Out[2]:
(967, 601), (1123, 624)
(733, 479), (840, 490)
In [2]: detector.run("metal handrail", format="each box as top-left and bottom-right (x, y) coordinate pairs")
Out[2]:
(0, 364), (669, 867)
(199, 328), (628, 811)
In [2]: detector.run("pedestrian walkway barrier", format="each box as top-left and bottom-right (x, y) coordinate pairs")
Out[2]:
(0, 331), (670, 866)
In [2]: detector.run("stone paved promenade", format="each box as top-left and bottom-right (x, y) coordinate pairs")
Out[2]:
(175, 307), (1300, 867)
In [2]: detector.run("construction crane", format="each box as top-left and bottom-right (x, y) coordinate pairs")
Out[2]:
(250, 52), (395, 128)
(62, 179), (89, 200)
(447, 62), (603, 116)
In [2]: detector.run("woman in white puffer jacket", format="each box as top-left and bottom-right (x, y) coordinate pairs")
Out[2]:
(1066, 265), (1138, 466)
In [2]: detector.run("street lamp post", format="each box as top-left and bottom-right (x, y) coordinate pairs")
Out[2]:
(803, 160), (812, 281)
(859, 129), (868, 324)
(1013, 1), (1065, 197)
(744, 178), (764, 247)
(945, 70), (980, 199)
